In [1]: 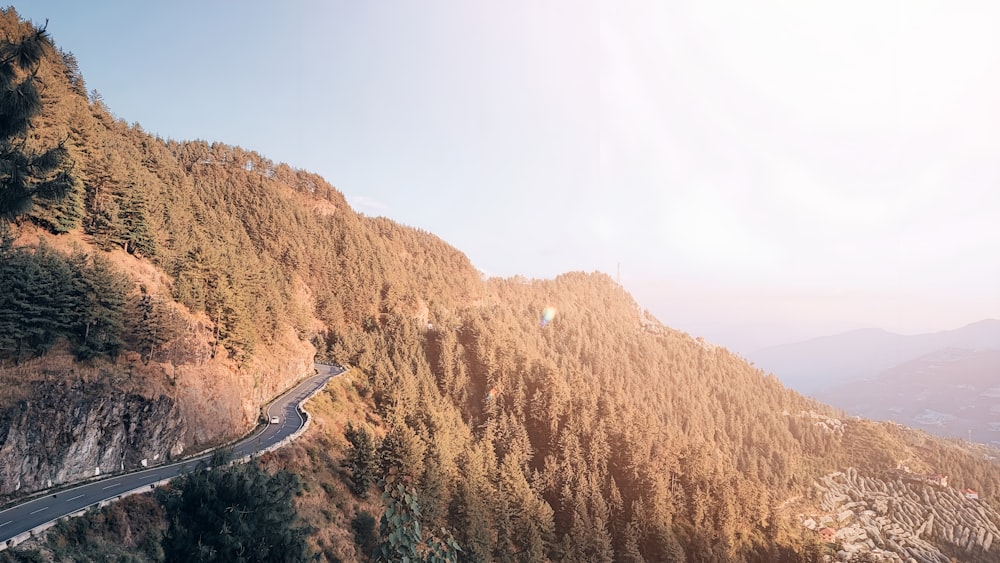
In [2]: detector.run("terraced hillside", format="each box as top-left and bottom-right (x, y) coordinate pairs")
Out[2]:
(805, 467), (1000, 562)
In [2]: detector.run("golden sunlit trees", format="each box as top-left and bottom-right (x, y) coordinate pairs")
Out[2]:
(8, 8), (1000, 560)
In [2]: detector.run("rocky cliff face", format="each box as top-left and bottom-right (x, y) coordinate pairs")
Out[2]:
(0, 234), (320, 499)
(0, 379), (184, 496)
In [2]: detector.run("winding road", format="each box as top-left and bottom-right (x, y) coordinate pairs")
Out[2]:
(0, 363), (343, 548)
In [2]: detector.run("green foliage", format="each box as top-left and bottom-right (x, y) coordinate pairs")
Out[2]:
(71, 251), (129, 359)
(118, 185), (156, 256)
(0, 243), (77, 360)
(82, 148), (155, 256)
(0, 244), (130, 362)
(159, 460), (309, 563)
(376, 480), (461, 563)
(351, 511), (378, 557)
(29, 172), (83, 233)
(345, 422), (378, 497)
(0, 11), (73, 224)
(448, 479), (493, 563)
(378, 424), (427, 484)
(126, 290), (183, 363)
(0, 549), (45, 563)
(41, 494), (166, 563)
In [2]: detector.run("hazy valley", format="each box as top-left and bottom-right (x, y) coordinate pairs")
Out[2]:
(820, 348), (1000, 448)
(749, 321), (1000, 449)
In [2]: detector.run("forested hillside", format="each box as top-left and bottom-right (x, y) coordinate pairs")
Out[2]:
(0, 7), (480, 495)
(2, 10), (999, 562)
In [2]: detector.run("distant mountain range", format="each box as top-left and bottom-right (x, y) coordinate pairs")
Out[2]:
(817, 347), (1000, 446)
(748, 319), (1000, 445)
(748, 319), (1000, 393)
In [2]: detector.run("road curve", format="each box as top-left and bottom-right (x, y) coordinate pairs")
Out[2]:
(0, 363), (343, 547)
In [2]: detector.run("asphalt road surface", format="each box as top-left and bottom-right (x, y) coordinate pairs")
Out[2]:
(0, 363), (343, 546)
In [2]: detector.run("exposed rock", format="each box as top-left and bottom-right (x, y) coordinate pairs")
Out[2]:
(0, 326), (313, 499)
(0, 379), (183, 495)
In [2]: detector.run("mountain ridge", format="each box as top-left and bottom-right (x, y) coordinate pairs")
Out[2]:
(819, 347), (1000, 447)
(749, 319), (1000, 393)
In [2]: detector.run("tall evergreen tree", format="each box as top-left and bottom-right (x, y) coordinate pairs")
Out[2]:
(160, 460), (309, 563)
(0, 243), (76, 362)
(119, 183), (155, 255)
(127, 290), (181, 363)
(345, 422), (378, 497)
(71, 252), (129, 359)
(0, 15), (72, 223)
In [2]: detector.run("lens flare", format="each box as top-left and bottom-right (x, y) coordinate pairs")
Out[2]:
(540, 306), (557, 327)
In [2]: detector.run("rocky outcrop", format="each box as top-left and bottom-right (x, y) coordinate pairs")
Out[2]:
(805, 467), (1000, 562)
(0, 379), (184, 496)
(0, 299), (316, 499)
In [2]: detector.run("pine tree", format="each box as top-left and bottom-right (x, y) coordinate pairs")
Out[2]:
(160, 460), (309, 563)
(378, 424), (427, 483)
(345, 422), (378, 497)
(127, 290), (181, 363)
(448, 479), (493, 563)
(0, 243), (77, 362)
(59, 48), (85, 95)
(28, 173), (83, 233)
(0, 16), (73, 223)
(71, 252), (129, 359)
(118, 184), (155, 255)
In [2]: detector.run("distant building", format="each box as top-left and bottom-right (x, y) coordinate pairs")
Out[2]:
(965, 489), (979, 500)
(892, 468), (949, 488)
(818, 527), (837, 543)
(929, 474), (949, 488)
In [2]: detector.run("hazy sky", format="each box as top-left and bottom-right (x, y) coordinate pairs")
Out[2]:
(19, 1), (1000, 352)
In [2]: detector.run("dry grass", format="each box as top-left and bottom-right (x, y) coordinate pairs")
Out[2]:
(0, 346), (130, 403)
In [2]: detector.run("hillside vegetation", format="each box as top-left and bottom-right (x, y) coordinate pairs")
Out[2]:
(2, 9), (999, 562)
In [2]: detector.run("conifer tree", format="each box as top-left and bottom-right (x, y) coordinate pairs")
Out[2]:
(345, 422), (378, 497)
(0, 16), (72, 223)
(0, 243), (76, 362)
(160, 460), (309, 563)
(378, 424), (427, 483)
(127, 291), (181, 363)
(71, 252), (129, 359)
(119, 184), (155, 255)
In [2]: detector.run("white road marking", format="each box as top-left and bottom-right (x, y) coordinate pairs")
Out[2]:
(0, 520), (12, 527)
(67, 494), (84, 502)
(30, 507), (49, 515)
(101, 482), (122, 490)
